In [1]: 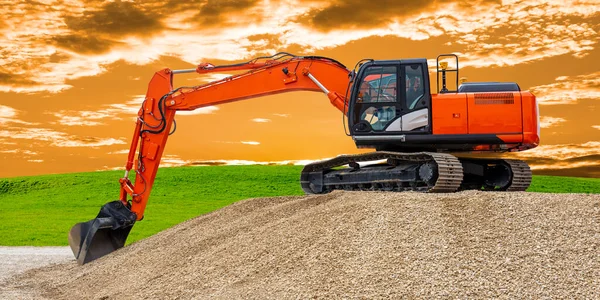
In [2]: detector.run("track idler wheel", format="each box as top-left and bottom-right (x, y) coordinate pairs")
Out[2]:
(68, 201), (137, 265)
(418, 161), (438, 186)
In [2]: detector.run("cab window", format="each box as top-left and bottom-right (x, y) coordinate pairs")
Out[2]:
(357, 66), (397, 103)
(405, 65), (424, 110)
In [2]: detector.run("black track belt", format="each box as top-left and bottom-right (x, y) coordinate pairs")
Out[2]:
(503, 159), (532, 191)
(301, 151), (464, 193)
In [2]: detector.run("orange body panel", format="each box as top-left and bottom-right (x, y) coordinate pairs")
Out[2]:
(496, 134), (524, 143)
(431, 93), (468, 134)
(432, 91), (539, 151)
(466, 92), (522, 134)
(520, 91), (540, 149)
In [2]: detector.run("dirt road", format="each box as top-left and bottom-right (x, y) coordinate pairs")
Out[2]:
(3, 191), (600, 298)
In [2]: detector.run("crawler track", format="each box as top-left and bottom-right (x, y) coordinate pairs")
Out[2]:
(301, 151), (532, 194)
(300, 151), (463, 194)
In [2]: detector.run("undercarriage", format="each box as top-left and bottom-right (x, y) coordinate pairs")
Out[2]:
(300, 151), (532, 194)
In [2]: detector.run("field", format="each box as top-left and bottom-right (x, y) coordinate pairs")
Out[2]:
(0, 165), (599, 246)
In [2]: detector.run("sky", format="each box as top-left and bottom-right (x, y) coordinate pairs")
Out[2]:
(0, 0), (599, 178)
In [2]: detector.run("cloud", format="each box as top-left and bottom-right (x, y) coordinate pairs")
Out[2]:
(539, 116), (566, 128)
(50, 110), (111, 126)
(48, 95), (220, 126)
(208, 140), (260, 145)
(593, 125), (600, 130)
(0, 138), (16, 145)
(0, 72), (37, 85)
(303, 0), (501, 30)
(158, 155), (189, 168)
(533, 165), (600, 178)
(0, 105), (35, 125)
(529, 71), (600, 105)
(51, 35), (117, 54)
(0, 0), (598, 93)
(53, 137), (125, 147)
(273, 113), (290, 117)
(63, 1), (162, 37)
(515, 141), (600, 161)
(457, 19), (599, 68)
(0, 127), (126, 148)
(100, 154), (324, 170)
(498, 141), (600, 177)
(0, 127), (67, 143)
(0, 105), (18, 121)
(192, 0), (261, 26)
(27, 159), (44, 163)
(108, 150), (130, 155)
(0, 149), (38, 155)
(251, 118), (271, 123)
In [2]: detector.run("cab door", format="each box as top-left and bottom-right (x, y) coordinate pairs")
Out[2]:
(399, 62), (431, 133)
(350, 63), (401, 133)
(349, 60), (431, 135)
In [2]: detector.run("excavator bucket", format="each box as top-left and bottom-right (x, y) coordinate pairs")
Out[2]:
(68, 200), (137, 265)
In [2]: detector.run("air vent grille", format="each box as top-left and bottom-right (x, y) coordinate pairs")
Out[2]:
(474, 93), (515, 105)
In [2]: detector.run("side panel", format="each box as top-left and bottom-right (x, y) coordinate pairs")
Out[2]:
(467, 92), (522, 134)
(431, 93), (468, 134)
(520, 91), (540, 149)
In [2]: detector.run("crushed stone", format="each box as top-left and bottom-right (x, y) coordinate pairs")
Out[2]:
(5, 190), (600, 299)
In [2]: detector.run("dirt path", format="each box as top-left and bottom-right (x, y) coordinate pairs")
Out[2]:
(0, 247), (73, 299)
(4, 191), (600, 298)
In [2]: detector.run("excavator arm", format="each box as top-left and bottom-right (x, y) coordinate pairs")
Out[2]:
(69, 53), (353, 264)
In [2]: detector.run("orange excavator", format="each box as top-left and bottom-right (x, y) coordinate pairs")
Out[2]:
(69, 52), (539, 264)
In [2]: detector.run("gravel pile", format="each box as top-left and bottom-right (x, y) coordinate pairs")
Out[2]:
(5, 190), (600, 298)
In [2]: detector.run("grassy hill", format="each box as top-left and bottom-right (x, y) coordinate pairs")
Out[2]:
(0, 165), (599, 246)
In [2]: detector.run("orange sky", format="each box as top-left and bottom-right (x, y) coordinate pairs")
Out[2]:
(0, 0), (599, 178)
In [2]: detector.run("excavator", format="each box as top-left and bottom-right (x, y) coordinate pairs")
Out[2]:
(69, 52), (540, 264)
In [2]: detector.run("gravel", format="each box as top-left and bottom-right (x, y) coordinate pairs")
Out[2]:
(3, 191), (600, 299)
(0, 247), (73, 299)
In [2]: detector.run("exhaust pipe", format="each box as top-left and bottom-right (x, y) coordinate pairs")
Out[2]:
(68, 201), (137, 265)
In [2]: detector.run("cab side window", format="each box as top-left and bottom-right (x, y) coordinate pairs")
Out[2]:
(405, 65), (424, 110)
(357, 66), (397, 103)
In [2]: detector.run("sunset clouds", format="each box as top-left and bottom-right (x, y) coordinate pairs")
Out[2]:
(0, 105), (34, 125)
(539, 116), (566, 128)
(0, 0), (599, 177)
(251, 118), (271, 123)
(0, 127), (125, 147)
(1, 0), (598, 94)
(531, 71), (600, 105)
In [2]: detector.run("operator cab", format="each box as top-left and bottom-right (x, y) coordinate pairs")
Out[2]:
(348, 59), (431, 150)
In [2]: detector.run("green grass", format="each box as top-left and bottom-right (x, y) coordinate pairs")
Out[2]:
(0, 165), (304, 246)
(0, 166), (598, 246)
(528, 175), (600, 194)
